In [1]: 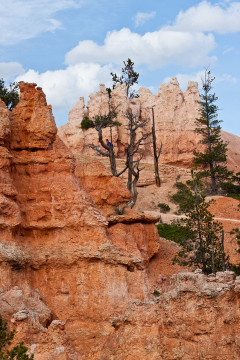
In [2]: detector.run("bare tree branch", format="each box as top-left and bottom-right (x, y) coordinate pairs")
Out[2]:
(88, 144), (109, 157)
(157, 142), (163, 160)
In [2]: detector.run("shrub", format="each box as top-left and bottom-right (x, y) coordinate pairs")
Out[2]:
(114, 203), (127, 215)
(221, 180), (240, 201)
(0, 315), (34, 359)
(158, 203), (170, 213)
(81, 117), (95, 130)
(157, 222), (193, 244)
(152, 290), (161, 297)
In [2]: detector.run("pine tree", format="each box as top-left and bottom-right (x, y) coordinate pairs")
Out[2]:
(110, 58), (139, 100)
(0, 79), (19, 111)
(172, 171), (227, 274)
(193, 70), (231, 194)
(0, 315), (34, 359)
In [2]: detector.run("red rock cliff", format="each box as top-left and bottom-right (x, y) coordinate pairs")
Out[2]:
(0, 83), (239, 359)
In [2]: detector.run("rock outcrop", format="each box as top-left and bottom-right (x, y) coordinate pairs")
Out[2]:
(97, 270), (240, 360)
(0, 83), (239, 359)
(58, 78), (240, 171)
(0, 83), (161, 359)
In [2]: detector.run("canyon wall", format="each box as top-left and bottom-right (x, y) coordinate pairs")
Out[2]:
(0, 83), (239, 359)
(58, 78), (240, 172)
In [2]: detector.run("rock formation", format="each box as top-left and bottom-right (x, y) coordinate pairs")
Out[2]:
(58, 78), (240, 171)
(0, 83), (160, 359)
(0, 83), (239, 359)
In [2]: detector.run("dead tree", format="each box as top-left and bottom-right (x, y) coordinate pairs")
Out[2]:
(125, 112), (150, 207)
(152, 108), (162, 187)
(88, 111), (128, 177)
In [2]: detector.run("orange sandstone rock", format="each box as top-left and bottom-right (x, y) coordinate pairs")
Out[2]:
(59, 78), (240, 171)
(10, 82), (57, 150)
(0, 82), (239, 360)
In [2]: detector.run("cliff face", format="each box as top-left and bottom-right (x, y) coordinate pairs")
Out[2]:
(58, 78), (240, 171)
(0, 83), (239, 359)
(0, 83), (160, 359)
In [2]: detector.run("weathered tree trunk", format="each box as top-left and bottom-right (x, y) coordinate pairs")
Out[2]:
(152, 108), (162, 187)
(97, 126), (118, 176)
(127, 115), (135, 193)
(222, 230), (226, 271)
(211, 233), (215, 274)
(128, 173), (139, 208)
(194, 178), (206, 272)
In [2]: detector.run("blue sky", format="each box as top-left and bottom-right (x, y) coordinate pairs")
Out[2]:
(1, 0), (240, 135)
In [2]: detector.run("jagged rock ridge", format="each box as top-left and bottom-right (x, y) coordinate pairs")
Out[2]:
(58, 78), (240, 172)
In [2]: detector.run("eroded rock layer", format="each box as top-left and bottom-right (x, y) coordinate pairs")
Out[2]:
(0, 83), (160, 359)
(58, 78), (240, 171)
(0, 83), (239, 360)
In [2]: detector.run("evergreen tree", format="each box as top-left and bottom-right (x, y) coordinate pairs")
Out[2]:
(193, 70), (231, 194)
(0, 79), (19, 111)
(172, 171), (227, 274)
(110, 58), (139, 100)
(0, 315), (34, 359)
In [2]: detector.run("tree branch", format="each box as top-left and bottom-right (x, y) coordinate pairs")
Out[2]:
(88, 144), (109, 157)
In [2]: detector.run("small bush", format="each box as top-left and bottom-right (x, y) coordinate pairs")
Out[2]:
(157, 222), (193, 244)
(81, 117), (95, 130)
(158, 203), (170, 213)
(153, 290), (161, 297)
(114, 203), (127, 215)
(0, 315), (34, 359)
(221, 176), (240, 201)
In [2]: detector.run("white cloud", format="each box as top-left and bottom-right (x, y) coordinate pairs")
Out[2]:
(164, 70), (238, 91)
(170, 1), (240, 34)
(65, 28), (216, 68)
(0, 62), (25, 80)
(15, 63), (113, 111)
(223, 47), (234, 54)
(215, 73), (238, 84)
(134, 11), (156, 27)
(0, 0), (82, 45)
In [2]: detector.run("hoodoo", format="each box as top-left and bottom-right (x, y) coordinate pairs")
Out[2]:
(0, 82), (239, 359)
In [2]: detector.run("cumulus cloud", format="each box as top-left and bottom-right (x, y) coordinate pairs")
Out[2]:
(15, 63), (113, 111)
(65, 28), (216, 68)
(170, 1), (240, 34)
(134, 11), (156, 27)
(0, 62), (25, 80)
(164, 70), (238, 91)
(0, 0), (82, 45)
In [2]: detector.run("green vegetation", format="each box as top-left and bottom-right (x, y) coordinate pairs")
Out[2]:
(0, 315), (34, 359)
(163, 171), (227, 274)
(171, 180), (203, 214)
(110, 58), (139, 99)
(152, 290), (161, 297)
(158, 203), (170, 213)
(221, 172), (240, 201)
(0, 79), (19, 111)
(157, 222), (193, 244)
(80, 116), (95, 130)
(114, 203), (127, 215)
(193, 70), (232, 194)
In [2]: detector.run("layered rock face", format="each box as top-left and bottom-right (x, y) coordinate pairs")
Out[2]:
(97, 270), (240, 360)
(58, 78), (240, 170)
(0, 83), (239, 359)
(0, 83), (161, 359)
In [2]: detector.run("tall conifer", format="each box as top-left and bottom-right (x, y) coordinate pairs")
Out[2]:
(193, 70), (231, 194)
